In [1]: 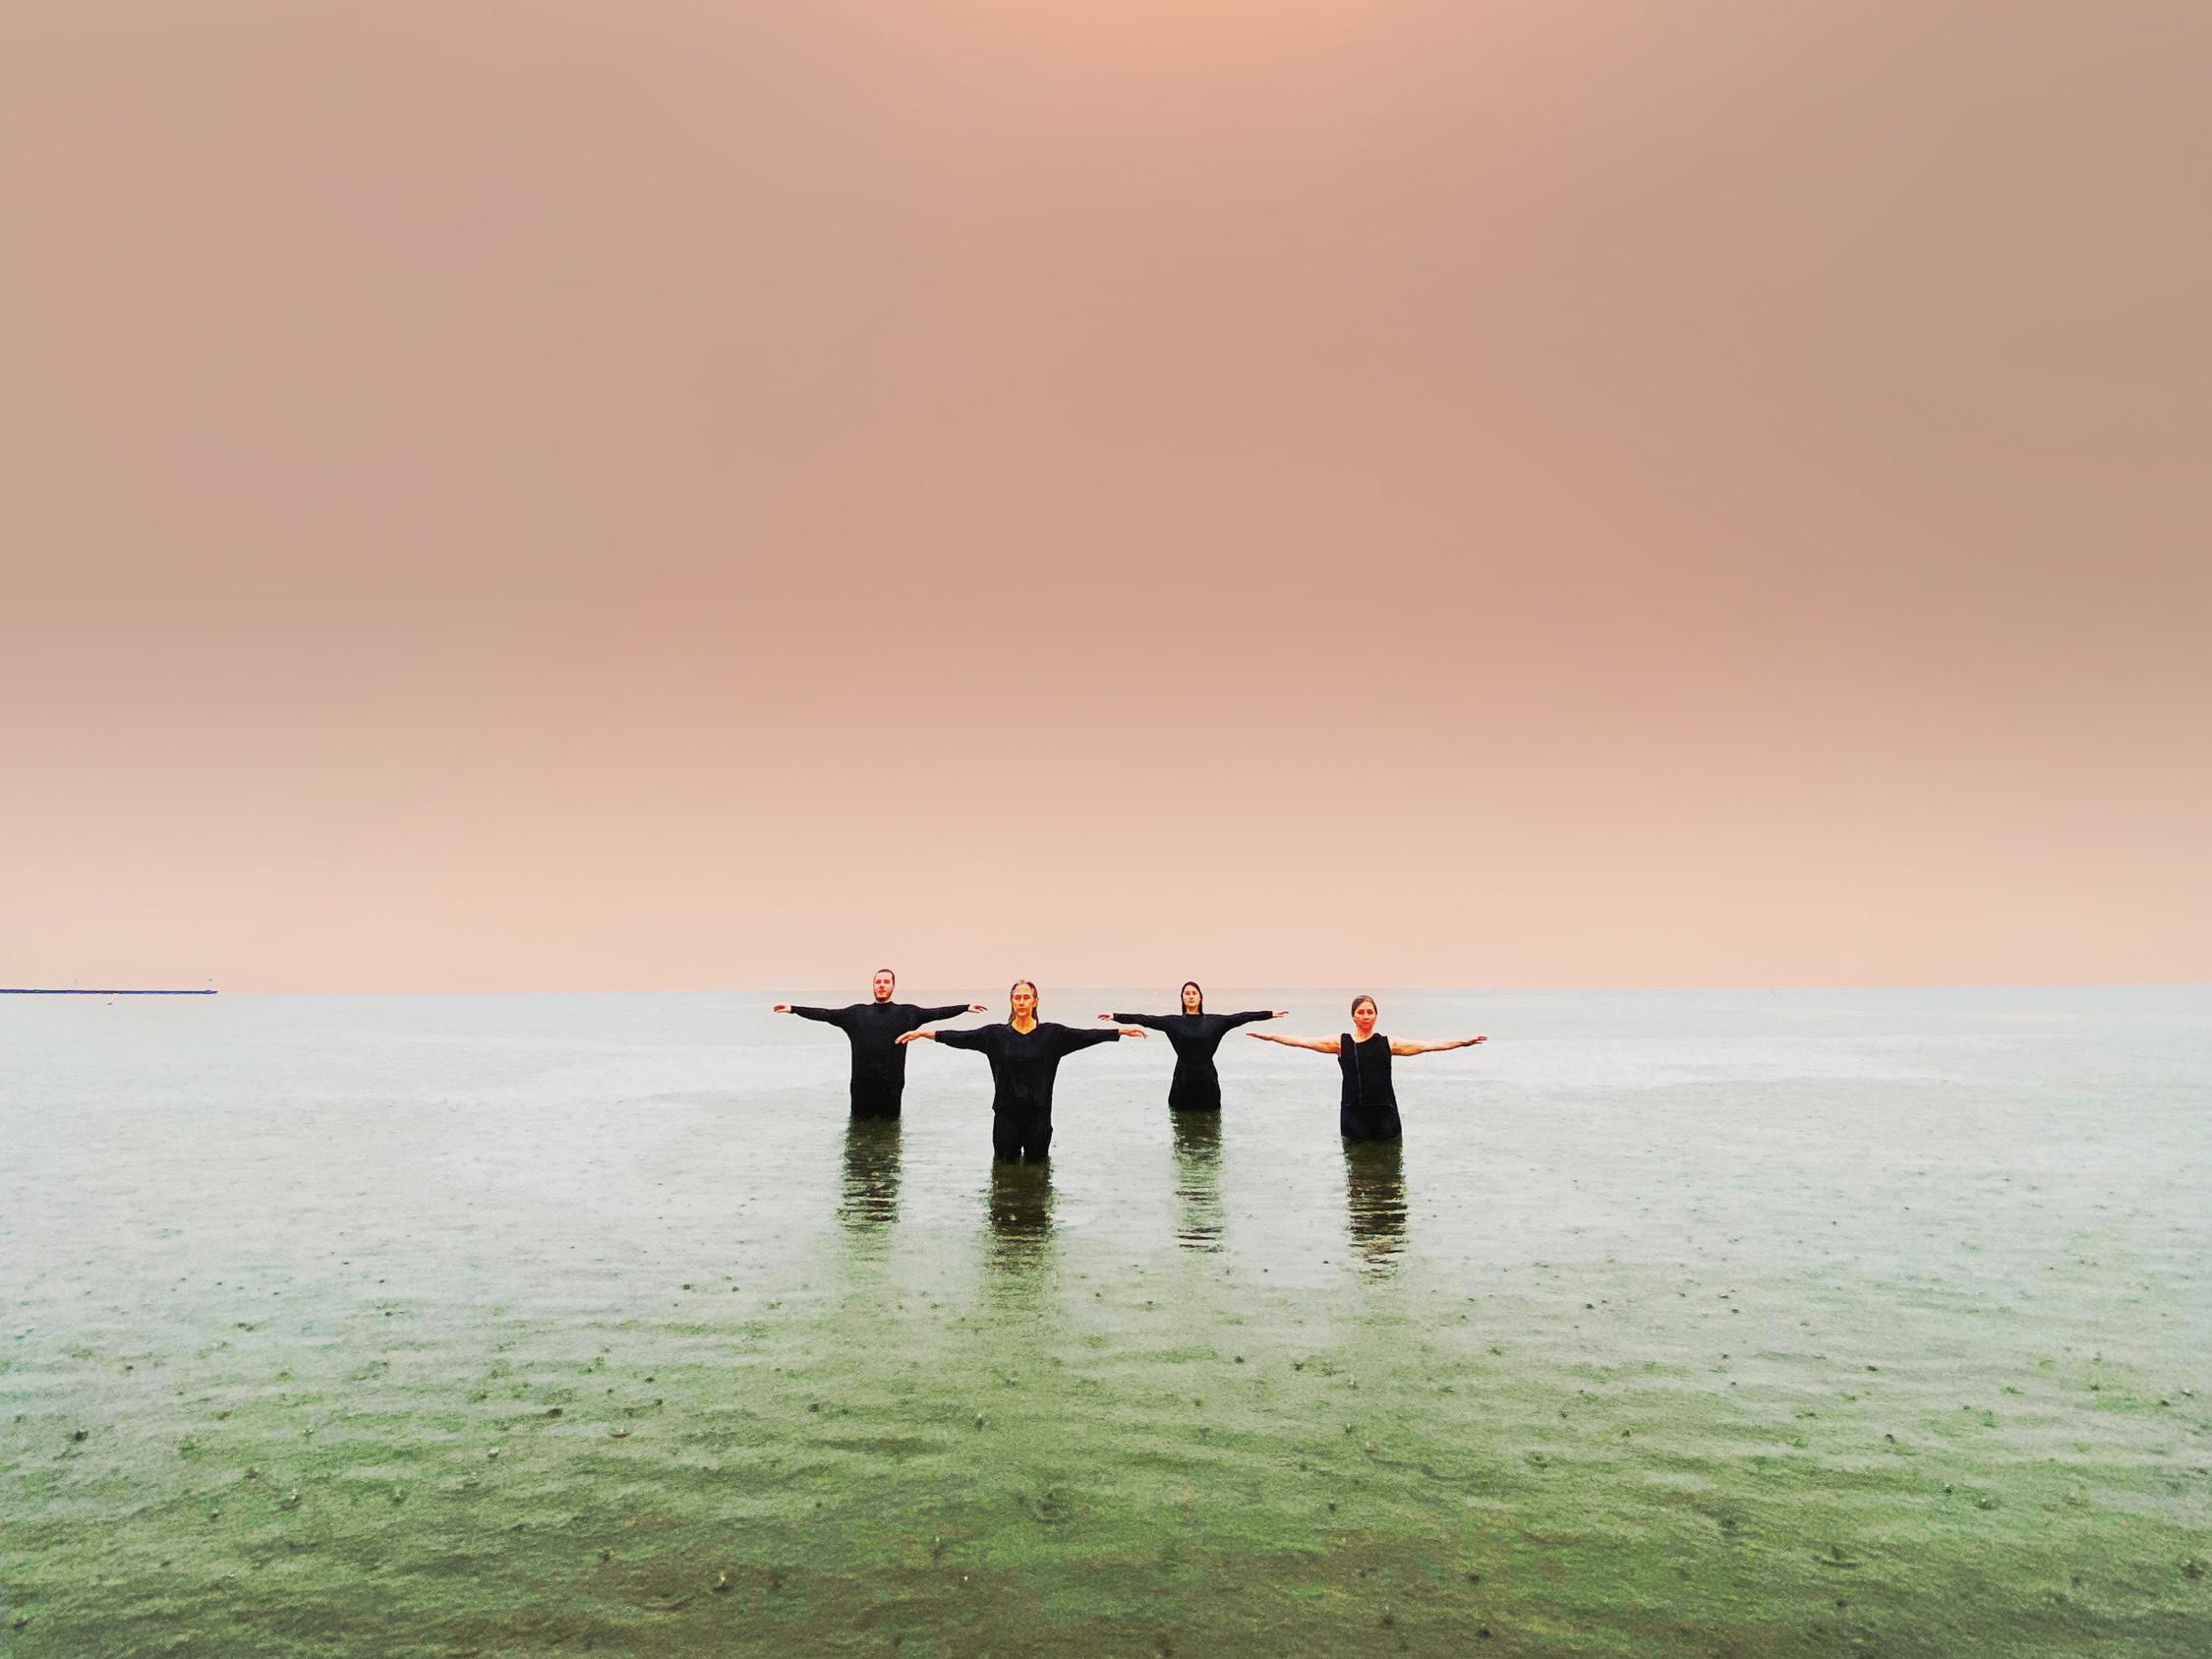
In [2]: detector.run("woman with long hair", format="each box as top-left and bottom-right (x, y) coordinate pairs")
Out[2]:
(1248, 994), (1484, 1141)
(901, 980), (1147, 1161)
(1095, 981), (1286, 1112)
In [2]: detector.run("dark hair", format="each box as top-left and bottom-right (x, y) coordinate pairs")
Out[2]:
(1181, 980), (1203, 1012)
(873, 968), (896, 981)
(1350, 994), (1377, 1017)
(1010, 979), (1037, 1005)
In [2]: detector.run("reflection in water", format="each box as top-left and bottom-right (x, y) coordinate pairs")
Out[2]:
(838, 1119), (902, 1240)
(985, 1159), (1055, 1272)
(1342, 1139), (1408, 1274)
(1170, 1112), (1224, 1252)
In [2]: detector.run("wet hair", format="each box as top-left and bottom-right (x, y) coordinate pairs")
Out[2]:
(1350, 994), (1378, 1018)
(1181, 980), (1203, 1012)
(1010, 979), (1038, 1007)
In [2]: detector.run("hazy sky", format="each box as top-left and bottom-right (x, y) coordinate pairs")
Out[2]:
(4, 1), (2206, 992)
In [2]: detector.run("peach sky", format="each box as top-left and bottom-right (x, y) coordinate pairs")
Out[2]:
(3, 1), (2206, 992)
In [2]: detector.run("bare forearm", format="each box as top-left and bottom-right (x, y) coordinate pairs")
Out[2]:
(1391, 1036), (1487, 1056)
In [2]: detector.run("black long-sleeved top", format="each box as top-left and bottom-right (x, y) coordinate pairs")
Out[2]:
(933, 1021), (1124, 1120)
(790, 1000), (972, 1118)
(1109, 1009), (1276, 1111)
(1337, 1032), (1401, 1141)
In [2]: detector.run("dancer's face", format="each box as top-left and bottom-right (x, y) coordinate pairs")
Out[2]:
(872, 971), (897, 1002)
(1352, 998), (1378, 1037)
(1011, 983), (1038, 1022)
(1181, 983), (1203, 1014)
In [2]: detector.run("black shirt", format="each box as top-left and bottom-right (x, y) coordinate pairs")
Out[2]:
(790, 1000), (972, 1117)
(1337, 1032), (1401, 1141)
(934, 1021), (1124, 1119)
(1109, 1009), (1276, 1111)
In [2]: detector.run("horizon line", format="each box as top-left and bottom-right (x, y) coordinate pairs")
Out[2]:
(0, 987), (218, 995)
(51, 980), (2207, 998)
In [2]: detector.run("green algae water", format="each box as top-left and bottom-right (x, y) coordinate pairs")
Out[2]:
(5, 987), (2209, 1656)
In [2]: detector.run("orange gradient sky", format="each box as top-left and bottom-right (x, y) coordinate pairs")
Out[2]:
(3, 1), (2207, 992)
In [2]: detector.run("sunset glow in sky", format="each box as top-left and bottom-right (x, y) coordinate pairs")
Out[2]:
(3, 1), (2206, 991)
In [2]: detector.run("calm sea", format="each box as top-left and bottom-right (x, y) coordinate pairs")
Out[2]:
(4, 987), (2208, 1655)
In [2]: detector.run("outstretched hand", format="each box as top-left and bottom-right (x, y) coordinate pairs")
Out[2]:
(1272, 1009), (1289, 1018)
(895, 1030), (927, 1045)
(1119, 1027), (1148, 1038)
(1096, 1013), (1115, 1022)
(969, 1003), (988, 1013)
(772, 1003), (792, 1014)
(1469, 1035), (1488, 1045)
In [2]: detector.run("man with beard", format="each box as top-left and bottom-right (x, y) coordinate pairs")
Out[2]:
(775, 969), (984, 1119)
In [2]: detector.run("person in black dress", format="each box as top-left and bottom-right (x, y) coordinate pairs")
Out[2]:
(1094, 981), (1287, 1112)
(899, 979), (1147, 1160)
(1248, 994), (1486, 1141)
(774, 968), (985, 1119)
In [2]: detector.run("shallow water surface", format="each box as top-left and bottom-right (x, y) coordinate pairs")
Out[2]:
(5, 987), (2210, 1654)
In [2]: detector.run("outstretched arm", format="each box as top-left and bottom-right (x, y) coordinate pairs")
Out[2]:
(902, 1026), (991, 1050)
(918, 1002), (987, 1023)
(779, 1004), (851, 1028)
(1220, 1009), (1288, 1031)
(1388, 1036), (1488, 1056)
(1248, 1031), (1340, 1054)
(1060, 1027), (1144, 1054)
(1100, 1012), (1168, 1028)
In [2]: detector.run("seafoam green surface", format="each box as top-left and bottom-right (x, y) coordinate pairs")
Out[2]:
(5, 988), (2209, 1654)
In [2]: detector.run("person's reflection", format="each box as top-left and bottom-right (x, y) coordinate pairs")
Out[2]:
(1342, 1139), (1408, 1274)
(1171, 1112), (1225, 1253)
(838, 1118), (903, 1240)
(985, 1158), (1055, 1272)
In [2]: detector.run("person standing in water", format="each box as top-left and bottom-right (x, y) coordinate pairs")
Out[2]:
(900, 980), (1147, 1160)
(1095, 982), (1287, 1112)
(1248, 994), (1485, 1141)
(774, 969), (985, 1120)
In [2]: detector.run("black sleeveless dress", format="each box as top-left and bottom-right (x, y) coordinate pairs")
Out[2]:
(1337, 1032), (1401, 1141)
